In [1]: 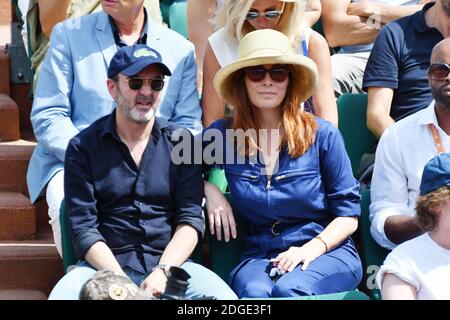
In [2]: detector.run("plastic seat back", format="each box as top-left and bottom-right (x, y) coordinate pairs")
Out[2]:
(359, 188), (389, 299)
(337, 93), (377, 176)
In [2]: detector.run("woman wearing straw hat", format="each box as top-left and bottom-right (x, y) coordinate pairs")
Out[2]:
(203, 29), (362, 298)
(201, 0), (337, 128)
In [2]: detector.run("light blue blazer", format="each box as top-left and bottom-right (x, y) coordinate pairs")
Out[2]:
(27, 12), (201, 203)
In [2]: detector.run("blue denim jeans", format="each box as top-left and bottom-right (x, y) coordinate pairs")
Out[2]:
(48, 261), (237, 300)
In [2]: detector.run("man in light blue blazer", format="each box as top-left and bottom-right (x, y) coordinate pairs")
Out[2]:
(27, 0), (202, 256)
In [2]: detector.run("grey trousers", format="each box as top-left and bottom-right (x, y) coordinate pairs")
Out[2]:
(331, 51), (371, 98)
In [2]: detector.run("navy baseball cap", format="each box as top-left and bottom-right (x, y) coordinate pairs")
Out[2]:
(107, 44), (171, 79)
(420, 153), (450, 196)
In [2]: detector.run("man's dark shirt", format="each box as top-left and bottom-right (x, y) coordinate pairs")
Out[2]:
(108, 10), (148, 48)
(64, 110), (204, 274)
(363, 2), (444, 121)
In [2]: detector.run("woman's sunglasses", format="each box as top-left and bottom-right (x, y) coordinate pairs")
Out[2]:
(244, 65), (290, 83)
(428, 63), (450, 81)
(245, 2), (285, 21)
(125, 77), (165, 91)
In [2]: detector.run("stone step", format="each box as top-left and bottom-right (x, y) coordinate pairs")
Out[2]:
(0, 46), (9, 95)
(0, 94), (20, 141)
(0, 192), (36, 240)
(0, 234), (63, 296)
(0, 141), (35, 194)
(0, 289), (47, 300)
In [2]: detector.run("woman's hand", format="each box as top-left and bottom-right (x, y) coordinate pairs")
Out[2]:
(272, 238), (327, 272)
(140, 268), (168, 297)
(204, 181), (237, 242)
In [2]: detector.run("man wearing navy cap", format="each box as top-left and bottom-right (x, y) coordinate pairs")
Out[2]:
(48, 45), (236, 300)
(27, 0), (202, 257)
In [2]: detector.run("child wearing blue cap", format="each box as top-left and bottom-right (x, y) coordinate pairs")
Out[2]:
(377, 153), (450, 299)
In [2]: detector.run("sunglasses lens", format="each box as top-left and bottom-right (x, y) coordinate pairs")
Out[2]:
(245, 66), (289, 83)
(269, 68), (289, 82)
(245, 11), (259, 20)
(245, 68), (267, 82)
(150, 79), (165, 91)
(128, 78), (144, 90)
(430, 64), (450, 81)
(264, 11), (281, 19)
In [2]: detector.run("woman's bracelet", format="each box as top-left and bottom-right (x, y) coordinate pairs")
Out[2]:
(315, 235), (328, 252)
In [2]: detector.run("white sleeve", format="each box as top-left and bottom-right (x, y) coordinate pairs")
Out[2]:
(369, 125), (415, 250)
(376, 247), (419, 291)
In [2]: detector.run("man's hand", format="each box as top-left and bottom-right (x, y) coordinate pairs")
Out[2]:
(140, 268), (168, 297)
(204, 182), (237, 242)
(272, 238), (327, 272)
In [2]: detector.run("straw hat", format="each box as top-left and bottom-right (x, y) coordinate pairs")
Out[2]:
(214, 29), (318, 104)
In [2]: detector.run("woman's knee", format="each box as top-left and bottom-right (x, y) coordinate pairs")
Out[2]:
(232, 277), (272, 298)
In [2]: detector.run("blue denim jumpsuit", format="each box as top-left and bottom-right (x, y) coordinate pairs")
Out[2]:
(203, 118), (363, 298)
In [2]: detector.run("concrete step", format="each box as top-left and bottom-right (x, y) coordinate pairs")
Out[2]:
(0, 234), (63, 296)
(12, 83), (33, 136)
(0, 94), (20, 141)
(0, 46), (9, 95)
(0, 289), (47, 300)
(0, 140), (35, 194)
(0, 192), (36, 240)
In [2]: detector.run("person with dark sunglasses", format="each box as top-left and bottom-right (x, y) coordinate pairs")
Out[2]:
(370, 37), (450, 252)
(202, 0), (338, 129)
(48, 44), (237, 300)
(203, 29), (363, 298)
(27, 0), (202, 260)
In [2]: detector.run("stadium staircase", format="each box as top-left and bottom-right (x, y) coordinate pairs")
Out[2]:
(0, 0), (63, 300)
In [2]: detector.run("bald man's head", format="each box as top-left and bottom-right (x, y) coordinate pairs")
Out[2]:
(429, 38), (450, 108)
(431, 38), (450, 65)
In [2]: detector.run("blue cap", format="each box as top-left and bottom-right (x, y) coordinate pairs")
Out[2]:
(419, 153), (450, 196)
(107, 44), (171, 79)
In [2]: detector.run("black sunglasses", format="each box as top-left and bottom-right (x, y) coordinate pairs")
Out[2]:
(429, 63), (450, 81)
(245, 3), (285, 21)
(126, 77), (165, 91)
(244, 65), (290, 83)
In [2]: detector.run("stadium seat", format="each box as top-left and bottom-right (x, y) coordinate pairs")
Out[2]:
(359, 188), (389, 300)
(168, 2), (188, 38)
(60, 200), (77, 274)
(337, 93), (377, 176)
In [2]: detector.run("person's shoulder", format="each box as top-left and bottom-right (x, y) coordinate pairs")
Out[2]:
(387, 107), (427, 134)
(204, 118), (230, 133)
(388, 233), (429, 261)
(157, 24), (194, 49)
(315, 117), (339, 135)
(209, 27), (227, 42)
(55, 11), (102, 32)
(70, 114), (110, 146)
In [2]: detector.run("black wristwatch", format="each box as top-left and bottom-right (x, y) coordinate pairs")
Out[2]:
(152, 263), (171, 277)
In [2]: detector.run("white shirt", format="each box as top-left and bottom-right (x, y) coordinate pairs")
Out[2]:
(370, 101), (450, 249)
(376, 233), (450, 300)
(208, 27), (312, 67)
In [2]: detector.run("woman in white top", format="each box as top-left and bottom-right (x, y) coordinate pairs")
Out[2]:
(377, 153), (450, 300)
(201, 0), (336, 127)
